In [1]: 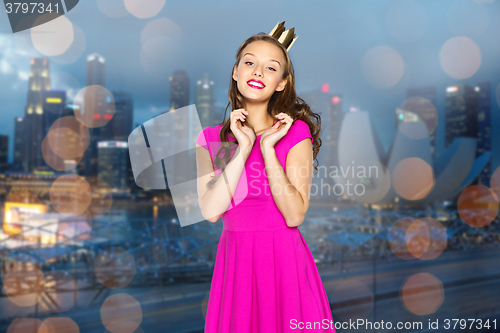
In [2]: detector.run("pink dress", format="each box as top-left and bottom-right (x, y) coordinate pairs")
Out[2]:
(196, 119), (336, 333)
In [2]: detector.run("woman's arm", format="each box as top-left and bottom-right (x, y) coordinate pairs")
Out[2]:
(261, 139), (313, 227)
(196, 143), (253, 222)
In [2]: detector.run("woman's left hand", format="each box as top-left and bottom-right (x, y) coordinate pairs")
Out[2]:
(260, 113), (294, 149)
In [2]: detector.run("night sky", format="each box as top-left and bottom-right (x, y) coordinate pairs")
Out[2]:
(1, 0), (499, 170)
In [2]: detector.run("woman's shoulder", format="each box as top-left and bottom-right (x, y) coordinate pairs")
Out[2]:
(291, 118), (308, 129)
(289, 118), (311, 136)
(196, 124), (235, 146)
(287, 118), (314, 147)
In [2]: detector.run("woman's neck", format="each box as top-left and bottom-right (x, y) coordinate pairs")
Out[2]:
(243, 102), (275, 134)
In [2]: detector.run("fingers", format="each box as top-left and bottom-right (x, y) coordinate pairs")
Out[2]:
(231, 109), (248, 124)
(274, 112), (293, 126)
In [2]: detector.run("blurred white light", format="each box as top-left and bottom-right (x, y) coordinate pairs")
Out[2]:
(125, 0), (165, 18)
(31, 15), (74, 56)
(361, 46), (404, 89)
(439, 37), (481, 79)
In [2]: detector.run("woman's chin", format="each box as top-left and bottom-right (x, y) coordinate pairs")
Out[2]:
(240, 94), (268, 104)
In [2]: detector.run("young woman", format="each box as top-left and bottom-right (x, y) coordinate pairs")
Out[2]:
(196, 27), (336, 333)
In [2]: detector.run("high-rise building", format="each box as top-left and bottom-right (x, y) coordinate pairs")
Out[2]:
(109, 92), (133, 141)
(195, 73), (215, 128)
(169, 70), (190, 111)
(97, 141), (129, 192)
(476, 82), (492, 186)
(83, 53), (109, 178)
(14, 117), (24, 171)
(43, 90), (69, 134)
(41, 90), (74, 172)
(0, 135), (8, 171)
(445, 84), (478, 148)
(405, 86), (438, 158)
(163, 70), (190, 188)
(107, 91), (134, 189)
(300, 88), (343, 202)
(23, 58), (51, 173)
(87, 53), (105, 86)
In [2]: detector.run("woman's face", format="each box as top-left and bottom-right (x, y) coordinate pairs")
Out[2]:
(232, 40), (287, 104)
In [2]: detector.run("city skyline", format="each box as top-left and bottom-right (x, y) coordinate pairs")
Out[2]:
(1, 0), (500, 171)
(2, 54), (498, 179)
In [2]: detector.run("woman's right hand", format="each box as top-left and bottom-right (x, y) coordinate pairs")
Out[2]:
(230, 109), (255, 148)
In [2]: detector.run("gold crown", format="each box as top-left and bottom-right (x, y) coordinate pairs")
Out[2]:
(268, 21), (298, 52)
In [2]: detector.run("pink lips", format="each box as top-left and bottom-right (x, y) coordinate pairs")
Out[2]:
(247, 79), (265, 89)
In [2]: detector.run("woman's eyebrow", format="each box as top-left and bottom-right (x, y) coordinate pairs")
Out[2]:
(243, 53), (281, 67)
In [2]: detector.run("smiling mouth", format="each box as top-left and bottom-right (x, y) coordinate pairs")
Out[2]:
(247, 81), (265, 89)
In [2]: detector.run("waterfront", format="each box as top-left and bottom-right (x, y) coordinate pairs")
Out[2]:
(1, 203), (499, 332)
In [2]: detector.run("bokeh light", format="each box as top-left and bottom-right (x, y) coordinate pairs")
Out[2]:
(392, 158), (434, 200)
(50, 174), (92, 215)
(405, 219), (430, 258)
(31, 15), (74, 56)
(439, 37), (481, 79)
(491, 166), (500, 201)
(397, 97), (437, 139)
(124, 0), (165, 18)
(4, 261), (45, 307)
(42, 115), (90, 172)
(38, 317), (80, 333)
(388, 217), (415, 260)
(7, 318), (42, 333)
(447, 0), (489, 39)
(101, 293), (142, 333)
(361, 46), (404, 89)
(457, 185), (499, 227)
(50, 23), (87, 65)
(73, 85), (115, 128)
(43, 271), (78, 312)
(418, 218), (448, 260)
(330, 280), (373, 322)
(401, 273), (444, 315)
(141, 18), (182, 47)
(95, 247), (136, 288)
(49, 116), (90, 154)
(41, 135), (82, 171)
(47, 128), (85, 159)
(386, 0), (428, 42)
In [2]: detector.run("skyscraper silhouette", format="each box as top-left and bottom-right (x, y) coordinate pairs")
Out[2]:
(23, 58), (50, 173)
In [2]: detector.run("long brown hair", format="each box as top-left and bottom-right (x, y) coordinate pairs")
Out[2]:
(206, 33), (322, 189)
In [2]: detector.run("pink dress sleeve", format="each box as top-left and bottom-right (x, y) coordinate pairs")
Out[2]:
(196, 128), (208, 147)
(288, 119), (313, 151)
(196, 127), (220, 173)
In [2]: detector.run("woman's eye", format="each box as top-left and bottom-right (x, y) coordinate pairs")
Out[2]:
(245, 61), (275, 71)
